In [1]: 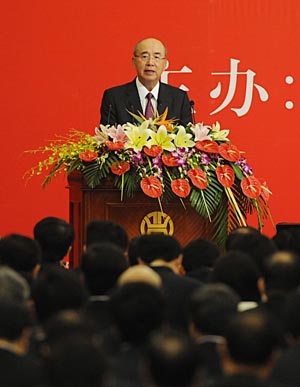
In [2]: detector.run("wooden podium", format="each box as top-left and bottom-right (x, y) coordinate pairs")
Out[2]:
(67, 172), (217, 267)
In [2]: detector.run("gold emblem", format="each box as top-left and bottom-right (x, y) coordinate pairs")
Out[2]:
(140, 211), (174, 235)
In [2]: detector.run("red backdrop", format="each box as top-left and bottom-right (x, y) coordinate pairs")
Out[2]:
(1, 0), (299, 238)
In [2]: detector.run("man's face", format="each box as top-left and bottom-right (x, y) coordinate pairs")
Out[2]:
(132, 38), (167, 91)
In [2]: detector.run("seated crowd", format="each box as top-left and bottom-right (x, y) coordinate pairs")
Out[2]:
(0, 218), (300, 387)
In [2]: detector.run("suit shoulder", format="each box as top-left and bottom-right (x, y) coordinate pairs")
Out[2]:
(160, 82), (188, 96)
(103, 81), (135, 95)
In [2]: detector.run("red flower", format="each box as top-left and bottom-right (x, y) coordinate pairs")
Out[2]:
(241, 176), (262, 199)
(216, 165), (235, 187)
(218, 143), (241, 162)
(171, 179), (191, 198)
(79, 151), (98, 162)
(111, 161), (130, 176)
(162, 154), (179, 167)
(106, 141), (124, 150)
(143, 145), (163, 157)
(187, 168), (208, 189)
(195, 140), (219, 153)
(140, 176), (163, 198)
(258, 178), (271, 202)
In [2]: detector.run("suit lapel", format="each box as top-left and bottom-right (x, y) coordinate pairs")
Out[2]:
(157, 83), (172, 116)
(124, 81), (143, 117)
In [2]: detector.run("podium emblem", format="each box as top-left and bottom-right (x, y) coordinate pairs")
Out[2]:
(140, 211), (174, 235)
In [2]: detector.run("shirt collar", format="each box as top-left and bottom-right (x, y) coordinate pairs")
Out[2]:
(135, 78), (160, 101)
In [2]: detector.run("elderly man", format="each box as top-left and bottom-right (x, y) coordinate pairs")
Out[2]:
(100, 37), (193, 126)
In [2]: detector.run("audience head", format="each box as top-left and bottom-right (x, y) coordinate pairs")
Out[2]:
(273, 223), (300, 256)
(34, 216), (74, 263)
(282, 291), (300, 340)
(137, 234), (182, 265)
(85, 220), (129, 251)
(225, 227), (277, 275)
(127, 236), (141, 266)
(189, 283), (240, 337)
(118, 265), (162, 288)
(109, 282), (164, 343)
(0, 265), (30, 303)
(182, 238), (220, 282)
(80, 242), (128, 296)
(0, 233), (41, 280)
(222, 310), (282, 371)
(31, 265), (88, 324)
(263, 251), (300, 295)
(145, 330), (199, 387)
(211, 251), (262, 303)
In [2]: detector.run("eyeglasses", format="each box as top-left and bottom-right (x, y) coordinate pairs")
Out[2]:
(134, 53), (166, 63)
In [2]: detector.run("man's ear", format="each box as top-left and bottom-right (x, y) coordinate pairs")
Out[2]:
(137, 257), (147, 266)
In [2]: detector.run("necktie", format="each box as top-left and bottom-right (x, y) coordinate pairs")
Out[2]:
(145, 93), (154, 119)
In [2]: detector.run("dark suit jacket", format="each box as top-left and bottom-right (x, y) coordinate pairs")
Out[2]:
(100, 80), (193, 126)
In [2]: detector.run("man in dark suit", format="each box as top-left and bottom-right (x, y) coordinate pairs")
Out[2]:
(100, 37), (193, 126)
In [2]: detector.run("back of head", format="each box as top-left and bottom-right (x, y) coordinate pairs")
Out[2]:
(109, 282), (164, 343)
(225, 310), (282, 366)
(34, 216), (74, 263)
(31, 265), (88, 324)
(189, 283), (240, 336)
(182, 238), (220, 271)
(211, 251), (261, 302)
(273, 224), (300, 255)
(137, 234), (182, 264)
(80, 242), (128, 295)
(0, 265), (30, 303)
(118, 265), (162, 289)
(0, 297), (31, 341)
(0, 233), (41, 272)
(86, 220), (128, 251)
(282, 291), (300, 339)
(263, 251), (300, 294)
(146, 331), (199, 387)
(225, 227), (277, 274)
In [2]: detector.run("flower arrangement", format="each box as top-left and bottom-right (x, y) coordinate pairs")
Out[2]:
(25, 109), (273, 245)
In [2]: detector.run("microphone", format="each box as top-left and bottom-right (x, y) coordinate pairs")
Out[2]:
(190, 100), (196, 125)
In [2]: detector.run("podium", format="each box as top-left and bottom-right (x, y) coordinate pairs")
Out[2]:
(67, 172), (217, 267)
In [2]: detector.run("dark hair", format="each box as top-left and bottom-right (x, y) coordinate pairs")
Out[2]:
(137, 234), (182, 264)
(189, 283), (239, 336)
(0, 298), (31, 340)
(31, 265), (88, 324)
(86, 220), (128, 251)
(211, 251), (261, 302)
(263, 251), (300, 294)
(146, 331), (198, 387)
(225, 310), (282, 365)
(81, 242), (128, 295)
(0, 233), (41, 271)
(109, 282), (164, 342)
(182, 238), (220, 271)
(34, 217), (74, 263)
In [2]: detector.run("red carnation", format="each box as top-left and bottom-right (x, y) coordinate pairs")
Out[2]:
(195, 140), (219, 153)
(111, 161), (130, 176)
(216, 165), (235, 188)
(218, 143), (241, 162)
(187, 168), (208, 189)
(79, 151), (98, 162)
(171, 179), (191, 198)
(241, 176), (262, 199)
(143, 145), (163, 157)
(140, 176), (163, 198)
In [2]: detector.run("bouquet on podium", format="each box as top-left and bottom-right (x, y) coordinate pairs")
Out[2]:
(26, 109), (273, 244)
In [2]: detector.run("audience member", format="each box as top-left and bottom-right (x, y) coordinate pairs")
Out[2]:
(0, 297), (44, 387)
(273, 224), (300, 256)
(216, 310), (283, 387)
(127, 236), (141, 266)
(188, 283), (240, 386)
(182, 237), (220, 283)
(118, 265), (162, 288)
(225, 226), (278, 275)
(85, 220), (129, 252)
(144, 330), (200, 387)
(137, 234), (201, 332)
(0, 265), (30, 303)
(33, 216), (74, 267)
(0, 233), (41, 289)
(211, 251), (264, 311)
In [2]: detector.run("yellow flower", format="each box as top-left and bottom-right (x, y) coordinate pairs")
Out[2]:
(210, 122), (230, 141)
(124, 121), (151, 151)
(148, 125), (176, 151)
(171, 126), (195, 148)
